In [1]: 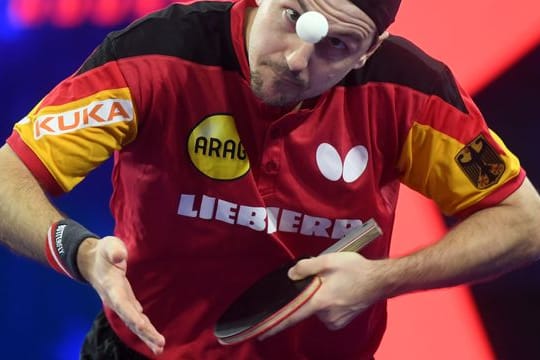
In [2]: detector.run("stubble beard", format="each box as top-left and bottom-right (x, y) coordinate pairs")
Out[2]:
(250, 70), (292, 107)
(249, 58), (308, 107)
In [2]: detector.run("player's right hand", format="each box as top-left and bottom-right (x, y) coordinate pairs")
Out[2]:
(77, 236), (165, 355)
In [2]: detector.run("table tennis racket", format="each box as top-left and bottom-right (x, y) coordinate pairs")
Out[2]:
(214, 218), (382, 345)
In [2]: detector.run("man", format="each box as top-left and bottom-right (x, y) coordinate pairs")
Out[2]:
(1, 0), (539, 358)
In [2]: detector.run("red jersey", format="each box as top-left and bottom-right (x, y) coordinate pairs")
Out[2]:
(7, 0), (524, 358)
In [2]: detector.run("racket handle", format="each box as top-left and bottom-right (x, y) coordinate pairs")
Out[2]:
(319, 218), (382, 255)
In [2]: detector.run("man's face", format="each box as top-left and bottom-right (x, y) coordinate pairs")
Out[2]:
(246, 0), (378, 107)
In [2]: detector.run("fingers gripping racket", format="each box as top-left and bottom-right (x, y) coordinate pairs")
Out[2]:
(214, 218), (382, 345)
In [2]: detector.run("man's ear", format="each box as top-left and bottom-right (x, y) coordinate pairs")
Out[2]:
(353, 31), (389, 69)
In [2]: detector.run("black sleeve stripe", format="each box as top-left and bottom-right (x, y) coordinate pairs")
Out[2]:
(77, 1), (240, 75)
(77, 37), (117, 75)
(342, 35), (468, 114)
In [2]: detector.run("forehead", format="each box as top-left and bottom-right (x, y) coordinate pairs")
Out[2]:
(277, 0), (376, 38)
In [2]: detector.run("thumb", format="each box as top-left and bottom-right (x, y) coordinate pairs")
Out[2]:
(102, 236), (128, 265)
(288, 256), (326, 281)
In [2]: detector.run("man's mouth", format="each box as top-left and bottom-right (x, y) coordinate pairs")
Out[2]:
(277, 74), (305, 88)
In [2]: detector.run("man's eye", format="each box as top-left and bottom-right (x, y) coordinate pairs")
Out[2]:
(284, 8), (301, 23)
(327, 37), (347, 50)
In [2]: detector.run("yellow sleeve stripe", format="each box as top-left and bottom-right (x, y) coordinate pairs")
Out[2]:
(398, 122), (522, 215)
(21, 88), (135, 139)
(13, 88), (137, 192)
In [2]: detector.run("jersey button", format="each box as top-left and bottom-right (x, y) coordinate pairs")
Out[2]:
(264, 160), (279, 173)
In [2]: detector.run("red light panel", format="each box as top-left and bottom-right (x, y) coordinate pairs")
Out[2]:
(133, 0), (169, 19)
(8, 0), (50, 27)
(51, 0), (89, 28)
(390, 0), (540, 93)
(87, 0), (130, 27)
(6, 0), (172, 27)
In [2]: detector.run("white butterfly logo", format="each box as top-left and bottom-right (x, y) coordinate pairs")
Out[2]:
(316, 143), (369, 183)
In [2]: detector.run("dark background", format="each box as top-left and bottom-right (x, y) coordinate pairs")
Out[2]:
(0, 5), (117, 358)
(471, 44), (540, 359)
(0, 1), (539, 358)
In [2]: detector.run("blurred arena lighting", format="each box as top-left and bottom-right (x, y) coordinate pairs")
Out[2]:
(6, 0), (176, 27)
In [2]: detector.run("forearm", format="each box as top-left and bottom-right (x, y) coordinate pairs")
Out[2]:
(0, 144), (63, 263)
(380, 178), (540, 298)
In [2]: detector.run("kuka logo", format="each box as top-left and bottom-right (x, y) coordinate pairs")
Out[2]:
(33, 98), (134, 139)
(187, 114), (250, 180)
(316, 143), (369, 183)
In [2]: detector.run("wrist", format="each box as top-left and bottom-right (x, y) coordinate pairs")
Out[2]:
(77, 237), (99, 283)
(44, 219), (99, 282)
(371, 258), (408, 299)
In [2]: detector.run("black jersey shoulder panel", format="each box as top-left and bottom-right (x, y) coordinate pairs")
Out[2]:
(342, 35), (468, 114)
(77, 1), (240, 74)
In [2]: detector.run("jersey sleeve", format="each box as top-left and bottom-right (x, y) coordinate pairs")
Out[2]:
(6, 36), (138, 195)
(397, 67), (525, 217)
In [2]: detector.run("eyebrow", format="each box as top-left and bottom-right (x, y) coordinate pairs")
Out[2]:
(333, 31), (365, 43)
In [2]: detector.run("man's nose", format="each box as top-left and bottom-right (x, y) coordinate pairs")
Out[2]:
(285, 42), (315, 72)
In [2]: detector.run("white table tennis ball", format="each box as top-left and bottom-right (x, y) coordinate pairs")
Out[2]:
(295, 11), (329, 44)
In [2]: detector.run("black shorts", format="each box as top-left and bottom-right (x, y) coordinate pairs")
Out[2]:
(80, 312), (378, 359)
(80, 311), (148, 360)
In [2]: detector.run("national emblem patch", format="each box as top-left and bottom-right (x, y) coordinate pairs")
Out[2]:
(455, 134), (506, 189)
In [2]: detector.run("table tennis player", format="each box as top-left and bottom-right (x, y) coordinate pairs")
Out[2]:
(1, 0), (540, 358)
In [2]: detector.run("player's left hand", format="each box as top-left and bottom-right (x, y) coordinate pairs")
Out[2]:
(258, 252), (386, 339)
